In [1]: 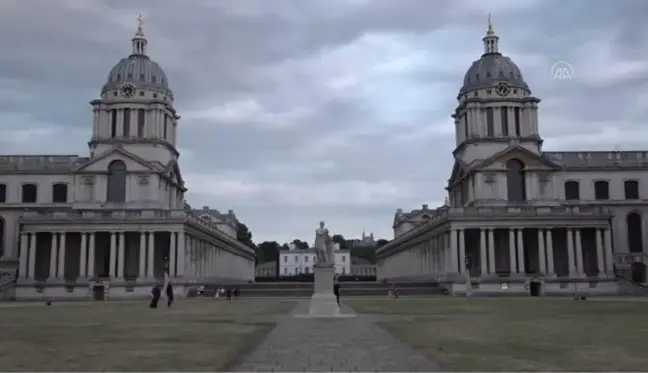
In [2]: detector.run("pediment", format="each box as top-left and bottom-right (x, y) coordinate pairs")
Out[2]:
(447, 159), (469, 186)
(477, 146), (561, 171)
(75, 147), (157, 173)
(164, 160), (186, 190)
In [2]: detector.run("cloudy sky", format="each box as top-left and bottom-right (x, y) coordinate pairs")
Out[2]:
(1, 0), (647, 244)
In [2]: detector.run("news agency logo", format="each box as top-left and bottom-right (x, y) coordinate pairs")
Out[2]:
(551, 60), (573, 81)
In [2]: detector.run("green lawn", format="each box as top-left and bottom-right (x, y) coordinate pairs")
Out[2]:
(0, 299), (296, 372)
(346, 298), (648, 372)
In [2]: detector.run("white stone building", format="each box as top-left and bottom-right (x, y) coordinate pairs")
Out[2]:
(279, 243), (350, 276)
(376, 22), (647, 296)
(0, 19), (255, 300)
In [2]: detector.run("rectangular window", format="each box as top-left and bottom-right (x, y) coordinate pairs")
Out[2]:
(21, 183), (38, 203)
(137, 109), (145, 137)
(514, 107), (521, 136)
(594, 180), (610, 200)
(111, 109), (117, 138)
(624, 180), (640, 200)
(283, 255), (287, 263)
(283, 267), (287, 275)
(501, 107), (509, 136)
(52, 183), (68, 203)
(486, 107), (494, 136)
(0, 184), (6, 202)
(123, 108), (130, 137)
(295, 256), (298, 263)
(163, 115), (168, 139)
(564, 181), (580, 200)
(305, 256), (308, 263)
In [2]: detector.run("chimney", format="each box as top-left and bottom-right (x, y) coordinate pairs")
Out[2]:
(202, 206), (209, 210)
(396, 208), (403, 214)
(422, 204), (428, 210)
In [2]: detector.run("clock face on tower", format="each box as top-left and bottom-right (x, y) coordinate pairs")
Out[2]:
(495, 82), (510, 97)
(119, 83), (136, 98)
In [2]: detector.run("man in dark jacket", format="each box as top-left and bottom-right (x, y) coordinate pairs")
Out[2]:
(166, 283), (174, 308)
(333, 283), (340, 306)
(150, 285), (161, 308)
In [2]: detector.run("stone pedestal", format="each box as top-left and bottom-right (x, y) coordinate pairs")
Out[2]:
(308, 265), (340, 317)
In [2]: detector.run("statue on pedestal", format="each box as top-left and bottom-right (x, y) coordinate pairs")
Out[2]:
(314, 221), (334, 267)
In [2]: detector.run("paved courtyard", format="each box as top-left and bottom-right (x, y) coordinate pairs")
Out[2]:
(233, 300), (439, 372)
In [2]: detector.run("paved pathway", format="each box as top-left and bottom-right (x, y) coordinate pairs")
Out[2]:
(233, 300), (439, 372)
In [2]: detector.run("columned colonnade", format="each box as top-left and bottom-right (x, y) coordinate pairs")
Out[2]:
(18, 228), (251, 282)
(379, 226), (615, 280)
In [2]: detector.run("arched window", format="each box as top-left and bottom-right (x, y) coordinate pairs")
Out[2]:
(106, 160), (127, 203)
(627, 212), (643, 253)
(506, 159), (526, 202)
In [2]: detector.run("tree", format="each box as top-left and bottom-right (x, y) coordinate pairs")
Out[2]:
(376, 239), (389, 248)
(236, 222), (255, 249)
(350, 246), (376, 264)
(292, 239), (309, 250)
(331, 234), (347, 249)
(257, 241), (280, 265)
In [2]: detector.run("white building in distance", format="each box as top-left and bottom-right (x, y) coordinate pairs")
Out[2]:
(377, 21), (647, 296)
(0, 19), (255, 300)
(279, 242), (350, 276)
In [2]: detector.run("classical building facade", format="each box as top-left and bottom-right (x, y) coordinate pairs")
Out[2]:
(279, 243), (351, 276)
(0, 19), (255, 300)
(376, 22), (647, 296)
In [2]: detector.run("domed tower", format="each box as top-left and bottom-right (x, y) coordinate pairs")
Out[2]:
(452, 18), (541, 165)
(89, 16), (180, 165)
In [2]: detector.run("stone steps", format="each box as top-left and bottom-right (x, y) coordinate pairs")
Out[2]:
(199, 282), (445, 297)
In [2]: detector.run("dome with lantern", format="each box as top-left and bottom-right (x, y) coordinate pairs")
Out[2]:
(101, 16), (173, 99)
(459, 18), (529, 96)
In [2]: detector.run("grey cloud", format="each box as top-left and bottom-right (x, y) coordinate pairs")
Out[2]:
(1, 0), (646, 242)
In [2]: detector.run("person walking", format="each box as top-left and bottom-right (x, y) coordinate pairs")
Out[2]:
(225, 287), (232, 302)
(166, 282), (174, 308)
(333, 283), (341, 306)
(150, 285), (161, 308)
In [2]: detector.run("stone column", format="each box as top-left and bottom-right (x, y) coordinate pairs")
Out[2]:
(28, 233), (37, 279)
(487, 229), (495, 274)
(117, 232), (125, 279)
(546, 229), (555, 276)
(79, 233), (88, 278)
(516, 229), (525, 275)
(566, 229), (576, 275)
(595, 228), (605, 278)
(604, 228), (614, 274)
(147, 231), (155, 278)
(458, 229), (466, 274)
(479, 229), (487, 277)
(176, 231), (186, 277)
(537, 229), (546, 274)
(88, 233), (96, 278)
(449, 230), (458, 274)
(575, 229), (584, 276)
(508, 229), (517, 273)
(109, 232), (117, 278)
(138, 232), (146, 279)
(49, 233), (58, 279)
(19, 233), (29, 278)
(57, 232), (66, 279)
(169, 232), (177, 277)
